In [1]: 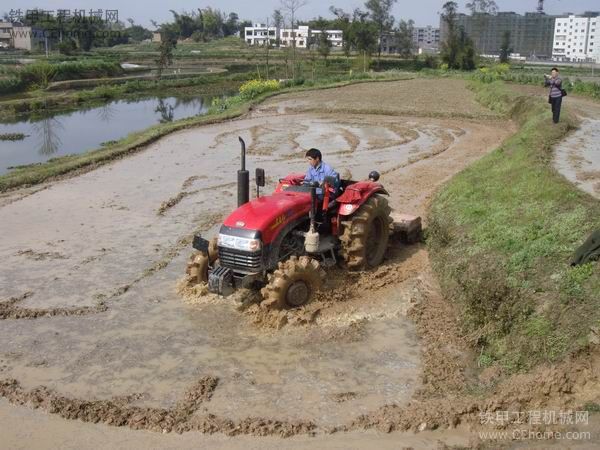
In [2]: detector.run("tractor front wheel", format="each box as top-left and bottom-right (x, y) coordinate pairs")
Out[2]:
(261, 256), (325, 309)
(186, 237), (218, 285)
(340, 194), (392, 270)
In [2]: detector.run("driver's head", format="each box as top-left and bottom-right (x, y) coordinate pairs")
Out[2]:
(305, 148), (322, 168)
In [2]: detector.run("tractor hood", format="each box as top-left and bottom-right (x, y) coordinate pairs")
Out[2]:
(222, 191), (312, 244)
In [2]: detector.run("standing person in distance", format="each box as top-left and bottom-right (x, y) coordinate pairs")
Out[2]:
(544, 67), (564, 124)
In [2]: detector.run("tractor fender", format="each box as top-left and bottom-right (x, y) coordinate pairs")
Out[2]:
(337, 182), (389, 216)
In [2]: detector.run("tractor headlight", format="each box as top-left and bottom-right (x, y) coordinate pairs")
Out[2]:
(218, 233), (262, 252)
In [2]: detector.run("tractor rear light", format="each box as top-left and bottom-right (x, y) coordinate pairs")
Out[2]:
(218, 233), (262, 252)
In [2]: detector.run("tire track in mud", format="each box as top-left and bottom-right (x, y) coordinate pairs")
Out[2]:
(0, 292), (107, 320)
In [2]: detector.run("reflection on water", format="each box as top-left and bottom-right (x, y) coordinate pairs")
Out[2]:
(0, 95), (217, 174)
(96, 104), (116, 124)
(31, 116), (64, 156)
(155, 99), (174, 123)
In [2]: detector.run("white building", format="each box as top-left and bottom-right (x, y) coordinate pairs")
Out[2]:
(310, 29), (343, 48)
(244, 23), (277, 46)
(279, 25), (310, 48)
(552, 13), (599, 62)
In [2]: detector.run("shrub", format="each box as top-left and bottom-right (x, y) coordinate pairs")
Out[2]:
(18, 61), (58, 88)
(238, 79), (281, 99)
(0, 77), (25, 95)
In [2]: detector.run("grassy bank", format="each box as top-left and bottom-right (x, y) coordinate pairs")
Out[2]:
(427, 80), (600, 373)
(0, 71), (411, 192)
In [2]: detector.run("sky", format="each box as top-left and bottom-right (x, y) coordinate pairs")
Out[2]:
(2, 1), (599, 29)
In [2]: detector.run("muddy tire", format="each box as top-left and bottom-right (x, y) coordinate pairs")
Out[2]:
(186, 251), (210, 285)
(260, 256), (325, 309)
(340, 194), (392, 270)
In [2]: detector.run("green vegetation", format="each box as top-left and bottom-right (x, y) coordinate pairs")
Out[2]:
(473, 65), (600, 99)
(0, 60), (124, 94)
(0, 133), (27, 141)
(427, 80), (600, 373)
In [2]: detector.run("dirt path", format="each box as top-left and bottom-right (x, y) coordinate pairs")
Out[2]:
(0, 79), (515, 447)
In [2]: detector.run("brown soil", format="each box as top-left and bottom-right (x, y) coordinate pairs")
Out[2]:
(0, 292), (107, 320)
(258, 79), (500, 120)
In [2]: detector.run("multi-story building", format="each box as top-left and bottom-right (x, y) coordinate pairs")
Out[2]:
(552, 13), (599, 62)
(244, 23), (278, 46)
(441, 11), (557, 59)
(310, 29), (343, 48)
(412, 26), (440, 52)
(279, 25), (310, 48)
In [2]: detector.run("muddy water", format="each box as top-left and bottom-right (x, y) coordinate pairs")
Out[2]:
(0, 83), (513, 444)
(554, 117), (600, 199)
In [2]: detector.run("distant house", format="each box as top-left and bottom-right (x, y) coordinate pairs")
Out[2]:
(244, 23), (277, 46)
(0, 22), (45, 51)
(152, 32), (162, 43)
(0, 22), (12, 48)
(310, 29), (343, 48)
(243, 25), (343, 49)
(279, 26), (309, 48)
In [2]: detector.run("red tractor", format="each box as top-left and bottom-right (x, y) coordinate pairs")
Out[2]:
(187, 138), (396, 308)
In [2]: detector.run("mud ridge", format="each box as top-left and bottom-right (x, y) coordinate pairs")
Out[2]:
(0, 377), (316, 436)
(157, 191), (197, 216)
(0, 292), (107, 320)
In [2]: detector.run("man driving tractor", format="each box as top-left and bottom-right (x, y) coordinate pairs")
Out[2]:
(304, 148), (339, 198)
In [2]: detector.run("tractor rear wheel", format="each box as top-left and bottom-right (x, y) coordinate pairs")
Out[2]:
(261, 256), (325, 309)
(340, 194), (392, 270)
(186, 237), (218, 285)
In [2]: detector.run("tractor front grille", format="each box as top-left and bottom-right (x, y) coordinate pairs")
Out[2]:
(218, 247), (262, 273)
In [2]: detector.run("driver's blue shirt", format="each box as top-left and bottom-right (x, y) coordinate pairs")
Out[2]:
(304, 161), (339, 197)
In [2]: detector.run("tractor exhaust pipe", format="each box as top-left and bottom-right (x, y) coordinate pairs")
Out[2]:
(237, 137), (249, 207)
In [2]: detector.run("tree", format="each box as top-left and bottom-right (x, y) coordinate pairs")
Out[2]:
(317, 29), (332, 59)
(202, 8), (225, 39)
(156, 31), (176, 77)
(499, 30), (512, 63)
(126, 19), (152, 42)
(364, 0), (397, 61)
(440, 2), (476, 70)
(465, 0), (498, 14)
(224, 12), (240, 36)
(280, 0), (308, 79)
(395, 19), (415, 57)
(441, 1), (460, 68)
(347, 9), (378, 72)
(329, 6), (352, 57)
